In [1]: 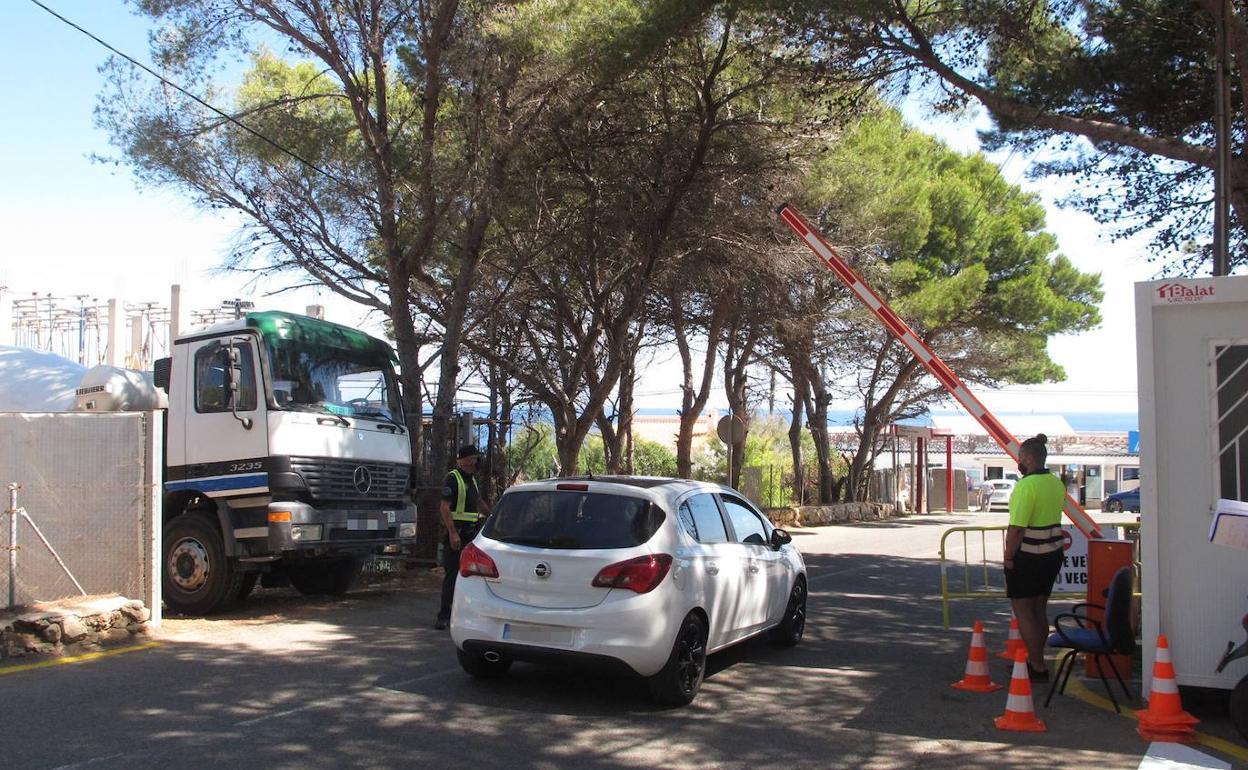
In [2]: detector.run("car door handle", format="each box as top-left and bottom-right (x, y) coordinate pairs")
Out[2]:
(705, 563), (719, 576)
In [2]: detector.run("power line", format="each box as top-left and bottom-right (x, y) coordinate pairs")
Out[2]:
(27, 0), (351, 190)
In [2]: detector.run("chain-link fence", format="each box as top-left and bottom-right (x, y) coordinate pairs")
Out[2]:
(0, 412), (160, 620)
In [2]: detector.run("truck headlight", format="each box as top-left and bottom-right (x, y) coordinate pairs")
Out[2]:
(398, 523), (417, 539)
(290, 524), (323, 542)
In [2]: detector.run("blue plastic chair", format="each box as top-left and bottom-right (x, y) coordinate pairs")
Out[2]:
(1044, 565), (1136, 712)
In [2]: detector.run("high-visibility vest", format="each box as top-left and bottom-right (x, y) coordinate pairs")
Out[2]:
(450, 469), (481, 523)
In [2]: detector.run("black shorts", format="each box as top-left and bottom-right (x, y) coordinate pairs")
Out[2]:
(1005, 550), (1063, 599)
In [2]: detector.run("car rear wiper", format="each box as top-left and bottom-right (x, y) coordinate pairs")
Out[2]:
(498, 536), (550, 546)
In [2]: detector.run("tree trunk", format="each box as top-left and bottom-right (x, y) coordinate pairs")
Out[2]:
(787, 370), (806, 505)
(809, 383), (835, 504)
(618, 352), (636, 475)
(554, 406), (580, 476)
(596, 413), (622, 474)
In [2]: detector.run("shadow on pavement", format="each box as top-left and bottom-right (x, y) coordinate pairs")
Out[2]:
(2, 529), (1242, 769)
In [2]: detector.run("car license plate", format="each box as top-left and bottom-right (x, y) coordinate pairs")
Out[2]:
(364, 557), (399, 573)
(501, 622), (573, 646)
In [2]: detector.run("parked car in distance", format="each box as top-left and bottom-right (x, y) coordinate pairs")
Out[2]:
(449, 476), (807, 706)
(978, 479), (1016, 512)
(1102, 487), (1140, 513)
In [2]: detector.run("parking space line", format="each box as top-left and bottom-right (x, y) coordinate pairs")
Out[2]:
(1065, 676), (1248, 763)
(0, 641), (160, 676)
(235, 700), (330, 727)
(374, 667), (458, 692)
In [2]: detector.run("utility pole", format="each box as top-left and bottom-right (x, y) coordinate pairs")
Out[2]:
(1214, 0), (1232, 276)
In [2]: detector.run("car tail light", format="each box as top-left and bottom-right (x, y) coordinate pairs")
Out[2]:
(556, 483), (589, 491)
(591, 554), (673, 594)
(460, 542), (499, 578)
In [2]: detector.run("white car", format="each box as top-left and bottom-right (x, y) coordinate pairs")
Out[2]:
(979, 479), (1016, 512)
(449, 476), (807, 705)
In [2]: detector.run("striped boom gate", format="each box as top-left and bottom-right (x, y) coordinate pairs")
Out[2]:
(776, 204), (1102, 539)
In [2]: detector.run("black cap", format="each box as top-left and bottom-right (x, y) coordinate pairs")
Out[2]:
(457, 444), (481, 459)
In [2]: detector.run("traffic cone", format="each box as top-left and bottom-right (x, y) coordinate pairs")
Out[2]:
(995, 648), (1047, 732)
(953, 621), (1003, 692)
(996, 615), (1024, 662)
(1137, 634), (1199, 742)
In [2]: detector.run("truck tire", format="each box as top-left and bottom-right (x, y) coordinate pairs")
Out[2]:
(234, 572), (259, 602)
(163, 512), (244, 615)
(287, 558), (362, 596)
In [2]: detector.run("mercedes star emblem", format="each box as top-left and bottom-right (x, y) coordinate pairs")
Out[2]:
(352, 465), (372, 494)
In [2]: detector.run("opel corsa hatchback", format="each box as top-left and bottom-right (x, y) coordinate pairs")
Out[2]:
(449, 476), (807, 706)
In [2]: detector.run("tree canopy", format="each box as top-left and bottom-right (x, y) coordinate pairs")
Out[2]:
(762, 0), (1244, 275)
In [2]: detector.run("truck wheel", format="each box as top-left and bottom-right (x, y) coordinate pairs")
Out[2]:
(1230, 675), (1248, 742)
(234, 572), (259, 602)
(647, 613), (707, 707)
(163, 512), (243, 615)
(287, 558), (362, 596)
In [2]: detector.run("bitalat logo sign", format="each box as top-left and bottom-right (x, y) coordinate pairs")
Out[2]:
(1156, 281), (1216, 304)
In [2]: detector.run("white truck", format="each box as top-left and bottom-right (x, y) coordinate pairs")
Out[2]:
(77, 310), (418, 614)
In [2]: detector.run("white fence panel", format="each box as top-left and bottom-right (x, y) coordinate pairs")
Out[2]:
(0, 412), (160, 623)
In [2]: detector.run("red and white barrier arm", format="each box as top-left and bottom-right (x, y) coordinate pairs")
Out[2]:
(777, 204), (1102, 539)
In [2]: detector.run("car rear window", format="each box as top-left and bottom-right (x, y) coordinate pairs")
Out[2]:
(482, 490), (665, 549)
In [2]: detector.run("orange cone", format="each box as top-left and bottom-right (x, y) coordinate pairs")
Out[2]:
(995, 648), (1047, 732)
(996, 615), (1024, 661)
(953, 621), (1003, 692)
(1137, 634), (1199, 742)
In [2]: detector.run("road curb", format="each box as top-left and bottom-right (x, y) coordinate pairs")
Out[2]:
(0, 640), (160, 676)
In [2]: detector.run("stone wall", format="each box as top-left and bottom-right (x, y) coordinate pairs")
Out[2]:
(767, 502), (900, 528)
(1, 596), (152, 662)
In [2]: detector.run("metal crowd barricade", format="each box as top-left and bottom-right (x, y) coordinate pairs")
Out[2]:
(939, 522), (1140, 628)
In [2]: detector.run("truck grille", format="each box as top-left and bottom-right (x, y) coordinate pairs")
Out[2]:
(289, 456), (408, 503)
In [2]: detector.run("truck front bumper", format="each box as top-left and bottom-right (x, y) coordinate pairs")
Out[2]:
(265, 501), (418, 556)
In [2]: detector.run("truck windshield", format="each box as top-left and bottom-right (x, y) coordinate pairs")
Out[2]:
(264, 340), (402, 422)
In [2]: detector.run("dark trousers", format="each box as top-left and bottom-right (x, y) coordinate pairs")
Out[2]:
(438, 522), (479, 621)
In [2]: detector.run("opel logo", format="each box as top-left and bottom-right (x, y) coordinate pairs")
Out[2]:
(534, 562), (551, 578)
(352, 466), (373, 494)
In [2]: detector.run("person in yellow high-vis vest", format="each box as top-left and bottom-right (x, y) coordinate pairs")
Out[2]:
(435, 444), (491, 629)
(1003, 434), (1066, 682)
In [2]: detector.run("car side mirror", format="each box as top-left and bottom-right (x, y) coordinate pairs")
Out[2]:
(770, 528), (792, 549)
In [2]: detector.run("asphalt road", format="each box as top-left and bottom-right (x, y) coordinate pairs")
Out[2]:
(0, 512), (1241, 769)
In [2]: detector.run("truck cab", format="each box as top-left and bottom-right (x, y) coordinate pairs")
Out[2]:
(157, 311), (417, 614)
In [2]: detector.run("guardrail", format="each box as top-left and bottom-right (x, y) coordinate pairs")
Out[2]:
(939, 522), (1140, 628)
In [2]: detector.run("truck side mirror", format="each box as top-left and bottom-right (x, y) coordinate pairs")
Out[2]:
(226, 340), (253, 430)
(153, 357), (172, 392)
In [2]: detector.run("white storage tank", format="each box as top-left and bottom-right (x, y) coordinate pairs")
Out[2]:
(74, 365), (168, 412)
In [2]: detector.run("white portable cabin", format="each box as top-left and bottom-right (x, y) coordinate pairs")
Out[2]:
(1136, 275), (1248, 692)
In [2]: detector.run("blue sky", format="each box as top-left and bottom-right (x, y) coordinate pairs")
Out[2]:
(1, 1), (1157, 415)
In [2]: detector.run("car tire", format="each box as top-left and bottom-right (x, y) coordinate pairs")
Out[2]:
(648, 613), (708, 707)
(1105, 500), (1122, 513)
(287, 557), (362, 596)
(456, 648), (513, 679)
(163, 511), (244, 616)
(770, 577), (807, 647)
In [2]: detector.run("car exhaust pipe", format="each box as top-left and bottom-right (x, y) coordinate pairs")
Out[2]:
(483, 650), (502, 663)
